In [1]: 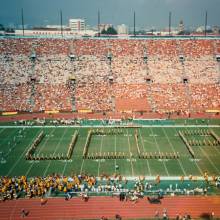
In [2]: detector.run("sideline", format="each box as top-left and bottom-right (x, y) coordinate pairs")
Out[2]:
(0, 125), (220, 128)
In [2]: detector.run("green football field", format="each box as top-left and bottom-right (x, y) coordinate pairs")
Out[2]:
(0, 124), (220, 178)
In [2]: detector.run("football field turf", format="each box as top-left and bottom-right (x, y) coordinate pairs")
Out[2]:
(0, 125), (220, 178)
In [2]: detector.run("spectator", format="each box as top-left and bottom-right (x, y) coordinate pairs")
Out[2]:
(20, 209), (28, 218)
(115, 214), (122, 220)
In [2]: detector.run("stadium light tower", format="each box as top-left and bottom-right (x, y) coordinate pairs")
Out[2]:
(204, 11), (208, 37)
(133, 11), (136, 37)
(21, 8), (25, 36)
(169, 11), (172, 36)
(60, 10), (63, 37)
(98, 10), (100, 37)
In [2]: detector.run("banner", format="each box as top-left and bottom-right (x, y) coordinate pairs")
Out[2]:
(78, 109), (92, 113)
(45, 110), (59, 114)
(205, 110), (220, 113)
(2, 111), (18, 116)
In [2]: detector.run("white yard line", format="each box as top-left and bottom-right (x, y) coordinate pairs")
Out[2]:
(149, 127), (170, 176)
(0, 128), (19, 150)
(183, 127), (203, 176)
(80, 159), (85, 175)
(97, 135), (104, 176)
(80, 129), (88, 175)
(127, 129), (134, 176)
(138, 128), (152, 176)
(114, 134), (117, 173)
(142, 139), (155, 145)
(162, 127), (187, 176)
(206, 134), (220, 156)
(197, 145), (220, 174)
(0, 128), (5, 135)
(7, 129), (42, 176)
(62, 128), (80, 175)
(62, 159), (69, 176)
(211, 144), (220, 156)
(43, 127), (68, 176)
(25, 128), (56, 177)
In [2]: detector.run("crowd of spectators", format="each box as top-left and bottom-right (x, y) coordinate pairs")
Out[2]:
(0, 38), (220, 113)
(0, 174), (96, 201)
(1, 174), (219, 201)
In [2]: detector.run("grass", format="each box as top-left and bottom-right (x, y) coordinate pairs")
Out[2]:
(0, 125), (220, 178)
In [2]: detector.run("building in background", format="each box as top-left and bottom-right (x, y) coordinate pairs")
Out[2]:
(69, 19), (85, 32)
(212, 26), (220, 34)
(196, 25), (212, 33)
(117, 24), (128, 35)
(178, 20), (185, 33)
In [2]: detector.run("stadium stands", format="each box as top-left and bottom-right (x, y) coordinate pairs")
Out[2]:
(0, 38), (220, 114)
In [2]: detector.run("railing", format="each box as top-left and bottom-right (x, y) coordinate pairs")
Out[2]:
(1, 34), (220, 40)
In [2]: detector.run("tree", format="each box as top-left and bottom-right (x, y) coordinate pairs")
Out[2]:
(101, 29), (107, 34)
(5, 27), (15, 33)
(106, 26), (117, 35)
(0, 24), (4, 31)
(101, 26), (117, 35)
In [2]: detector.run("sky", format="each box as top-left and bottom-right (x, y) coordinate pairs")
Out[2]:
(0, 0), (220, 29)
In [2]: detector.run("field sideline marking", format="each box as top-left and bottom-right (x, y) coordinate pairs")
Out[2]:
(138, 128), (152, 176)
(127, 129), (134, 176)
(162, 127), (187, 176)
(101, 176), (219, 180)
(6, 129), (43, 176)
(43, 127), (68, 176)
(0, 125), (220, 128)
(25, 128), (56, 177)
(149, 127), (170, 176)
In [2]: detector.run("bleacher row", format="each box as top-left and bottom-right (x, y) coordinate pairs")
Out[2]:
(0, 38), (220, 113)
(1, 38), (219, 57)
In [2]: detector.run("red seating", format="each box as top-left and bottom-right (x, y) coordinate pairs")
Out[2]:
(0, 38), (219, 114)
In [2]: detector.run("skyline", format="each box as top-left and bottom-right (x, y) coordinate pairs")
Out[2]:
(0, 0), (220, 29)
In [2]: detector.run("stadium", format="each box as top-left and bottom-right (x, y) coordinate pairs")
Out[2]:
(0, 33), (220, 218)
